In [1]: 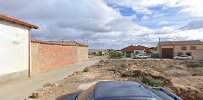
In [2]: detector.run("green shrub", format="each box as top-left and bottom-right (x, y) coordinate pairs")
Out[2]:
(121, 70), (134, 77)
(139, 76), (164, 87)
(109, 51), (123, 58)
(83, 67), (89, 72)
(92, 52), (96, 55)
(99, 51), (105, 55)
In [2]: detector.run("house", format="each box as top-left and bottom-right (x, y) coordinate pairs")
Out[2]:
(149, 47), (159, 54)
(158, 40), (203, 59)
(122, 45), (150, 53)
(121, 45), (149, 57)
(0, 13), (38, 81)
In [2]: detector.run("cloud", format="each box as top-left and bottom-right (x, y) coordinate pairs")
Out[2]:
(0, 0), (203, 49)
(106, 0), (181, 14)
(180, 19), (203, 30)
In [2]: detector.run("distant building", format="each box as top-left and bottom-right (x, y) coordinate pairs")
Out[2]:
(158, 40), (203, 59)
(149, 47), (159, 54)
(121, 45), (149, 57)
(121, 45), (150, 53)
(0, 13), (38, 81)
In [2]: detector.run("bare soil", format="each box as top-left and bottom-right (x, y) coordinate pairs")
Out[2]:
(27, 59), (203, 100)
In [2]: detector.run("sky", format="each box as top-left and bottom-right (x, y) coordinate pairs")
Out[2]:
(0, 0), (203, 49)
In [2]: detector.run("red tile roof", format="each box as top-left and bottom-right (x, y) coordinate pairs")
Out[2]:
(31, 39), (88, 47)
(160, 40), (203, 46)
(0, 13), (38, 29)
(121, 45), (149, 53)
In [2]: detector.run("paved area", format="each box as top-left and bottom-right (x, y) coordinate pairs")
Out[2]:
(0, 57), (100, 100)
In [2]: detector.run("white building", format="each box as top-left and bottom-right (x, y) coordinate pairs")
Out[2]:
(0, 13), (38, 81)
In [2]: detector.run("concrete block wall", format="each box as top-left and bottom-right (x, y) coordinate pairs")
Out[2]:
(31, 42), (84, 74)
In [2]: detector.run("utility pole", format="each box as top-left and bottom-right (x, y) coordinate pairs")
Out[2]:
(159, 38), (161, 59)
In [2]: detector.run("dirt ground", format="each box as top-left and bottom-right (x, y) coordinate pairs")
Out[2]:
(26, 59), (203, 100)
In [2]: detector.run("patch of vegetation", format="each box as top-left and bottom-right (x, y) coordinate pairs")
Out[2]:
(108, 67), (118, 72)
(83, 67), (89, 72)
(109, 51), (123, 58)
(121, 70), (134, 77)
(169, 64), (176, 67)
(120, 63), (127, 68)
(92, 52), (96, 55)
(139, 75), (164, 87)
(186, 62), (202, 68)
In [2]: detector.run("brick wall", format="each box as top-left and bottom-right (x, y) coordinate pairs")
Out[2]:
(31, 42), (85, 74)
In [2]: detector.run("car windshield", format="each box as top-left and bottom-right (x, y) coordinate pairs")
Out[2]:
(180, 55), (188, 57)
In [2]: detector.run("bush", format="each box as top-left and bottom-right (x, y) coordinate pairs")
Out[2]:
(109, 51), (123, 58)
(92, 52), (96, 55)
(121, 70), (134, 77)
(83, 67), (89, 72)
(139, 75), (164, 87)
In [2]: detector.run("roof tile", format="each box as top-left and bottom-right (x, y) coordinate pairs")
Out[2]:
(0, 13), (38, 29)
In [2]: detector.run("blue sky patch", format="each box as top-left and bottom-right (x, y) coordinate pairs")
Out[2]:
(107, 3), (135, 16)
(107, 3), (195, 29)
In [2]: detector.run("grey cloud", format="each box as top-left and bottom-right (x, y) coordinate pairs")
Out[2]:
(2, 0), (201, 49)
(180, 19), (203, 30)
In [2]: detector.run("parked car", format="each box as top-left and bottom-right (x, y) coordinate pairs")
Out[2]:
(58, 81), (182, 100)
(133, 54), (148, 59)
(173, 55), (192, 60)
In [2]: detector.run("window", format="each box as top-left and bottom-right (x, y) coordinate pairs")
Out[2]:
(181, 46), (187, 50)
(186, 52), (191, 56)
(190, 46), (197, 50)
(177, 52), (183, 56)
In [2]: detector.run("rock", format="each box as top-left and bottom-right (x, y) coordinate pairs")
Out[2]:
(30, 92), (40, 98)
(43, 82), (54, 87)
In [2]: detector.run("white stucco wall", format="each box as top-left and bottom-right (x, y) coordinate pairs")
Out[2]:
(0, 20), (30, 77)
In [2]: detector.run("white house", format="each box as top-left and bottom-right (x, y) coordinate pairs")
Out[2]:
(0, 13), (38, 81)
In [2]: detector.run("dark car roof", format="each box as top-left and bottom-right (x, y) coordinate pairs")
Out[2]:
(95, 81), (152, 100)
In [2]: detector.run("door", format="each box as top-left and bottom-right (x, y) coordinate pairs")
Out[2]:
(162, 48), (173, 59)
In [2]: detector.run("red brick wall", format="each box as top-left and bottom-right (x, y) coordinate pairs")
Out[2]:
(31, 43), (78, 74)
